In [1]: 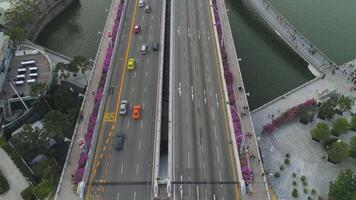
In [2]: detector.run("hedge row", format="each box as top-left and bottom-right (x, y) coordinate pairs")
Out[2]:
(0, 169), (9, 195)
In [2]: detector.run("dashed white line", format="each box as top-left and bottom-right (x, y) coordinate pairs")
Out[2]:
(145, 71), (148, 78)
(214, 125), (217, 139)
(140, 120), (144, 129)
(149, 35), (152, 41)
(216, 93), (219, 108)
(191, 86), (194, 100)
(134, 71), (136, 77)
(147, 58), (150, 64)
(136, 164), (139, 174)
(211, 108), (215, 120)
(216, 146), (220, 162)
(127, 121), (130, 129)
(178, 82), (182, 97)
(120, 163), (124, 174)
(142, 103), (145, 109)
(117, 192), (120, 200)
(187, 151), (190, 168)
(219, 170), (222, 181)
(138, 140), (141, 151)
(132, 87), (135, 93)
(196, 186), (200, 200)
(203, 89), (207, 104)
(133, 192), (136, 200)
(150, 25), (153, 30)
(144, 86), (147, 93)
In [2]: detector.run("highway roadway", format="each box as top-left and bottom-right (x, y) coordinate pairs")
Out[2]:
(85, 0), (163, 199)
(171, 0), (240, 199)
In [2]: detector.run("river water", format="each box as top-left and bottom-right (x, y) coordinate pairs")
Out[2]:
(36, 0), (356, 109)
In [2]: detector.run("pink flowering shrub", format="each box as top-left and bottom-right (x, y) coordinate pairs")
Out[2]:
(263, 123), (275, 134)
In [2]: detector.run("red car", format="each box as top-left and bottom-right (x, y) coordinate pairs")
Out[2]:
(134, 24), (141, 33)
(132, 105), (141, 120)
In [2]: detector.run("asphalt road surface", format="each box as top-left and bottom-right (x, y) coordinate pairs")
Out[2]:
(171, 0), (240, 199)
(85, 0), (163, 199)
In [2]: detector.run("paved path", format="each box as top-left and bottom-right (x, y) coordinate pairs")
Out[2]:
(252, 58), (356, 199)
(54, 0), (122, 199)
(215, 0), (270, 199)
(0, 148), (29, 200)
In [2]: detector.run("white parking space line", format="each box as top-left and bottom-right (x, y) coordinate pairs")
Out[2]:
(196, 186), (200, 200)
(187, 151), (190, 168)
(120, 163), (124, 174)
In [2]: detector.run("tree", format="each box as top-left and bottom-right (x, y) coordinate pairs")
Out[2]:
(43, 111), (70, 138)
(53, 87), (75, 113)
(332, 117), (351, 136)
(310, 122), (330, 142)
(70, 56), (90, 83)
(33, 158), (58, 180)
(329, 169), (356, 200)
(318, 96), (339, 120)
(32, 178), (55, 200)
(54, 62), (70, 80)
(30, 82), (46, 97)
(5, 26), (26, 46)
(328, 141), (349, 163)
(351, 116), (356, 131)
(350, 136), (356, 158)
(5, 0), (41, 26)
(67, 62), (79, 75)
(338, 95), (354, 111)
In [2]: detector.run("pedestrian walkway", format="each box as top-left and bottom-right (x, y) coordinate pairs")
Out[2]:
(53, 0), (122, 199)
(251, 58), (356, 199)
(0, 148), (29, 200)
(246, 0), (337, 74)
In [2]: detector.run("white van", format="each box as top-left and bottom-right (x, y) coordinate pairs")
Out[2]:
(29, 73), (38, 79)
(16, 74), (25, 80)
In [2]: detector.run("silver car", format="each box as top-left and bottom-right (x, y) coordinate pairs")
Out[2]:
(119, 100), (128, 115)
(138, 0), (144, 7)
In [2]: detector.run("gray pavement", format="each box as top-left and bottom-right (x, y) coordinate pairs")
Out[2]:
(85, 0), (164, 199)
(252, 58), (356, 199)
(0, 148), (29, 200)
(171, 0), (239, 199)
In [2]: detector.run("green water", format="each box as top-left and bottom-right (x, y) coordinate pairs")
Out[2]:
(36, 0), (112, 59)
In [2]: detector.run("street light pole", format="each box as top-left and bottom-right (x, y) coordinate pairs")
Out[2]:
(226, 101), (245, 153)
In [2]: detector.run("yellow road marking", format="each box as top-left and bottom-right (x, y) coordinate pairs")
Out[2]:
(85, 0), (139, 199)
(207, 1), (241, 199)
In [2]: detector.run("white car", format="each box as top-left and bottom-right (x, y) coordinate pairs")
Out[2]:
(119, 100), (129, 115)
(138, 0), (144, 7)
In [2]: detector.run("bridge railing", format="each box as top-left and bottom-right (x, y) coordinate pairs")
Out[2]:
(246, 0), (337, 74)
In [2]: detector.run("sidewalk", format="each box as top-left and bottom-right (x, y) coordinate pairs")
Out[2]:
(0, 148), (29, 200)
(54, 0), (121, 199)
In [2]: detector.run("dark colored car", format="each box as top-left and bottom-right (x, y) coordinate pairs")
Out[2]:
(152, 42), (159, 51)
(115, 134), (125, 150)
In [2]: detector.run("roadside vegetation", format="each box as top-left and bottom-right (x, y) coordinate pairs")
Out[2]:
(0, 169), (10, 195)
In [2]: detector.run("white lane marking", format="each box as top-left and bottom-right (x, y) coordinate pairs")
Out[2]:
(138, 140), (141, 151)
(187, 151), (190, 168)
(136, 164), (139, 174)
(127, 121), (130, 129)
(132, 87), (135, 93)
(196, 186), (200, 200)
(214, 125), (217, 139)
(203, 161), (206, 179)
(142, 103), (145, 109)
(144, 86), (147, 93)
(208, 36), (210, 40)
(133, 192), (136, 200)
(216, 146), (220, 162)
(140, 35), (142, 41)
(150, 25), (153, 30)
(124, 141), (126, 150)
(180, 175), (183, 200)
(149, 34), (152, 41)
(145, 71), (148, 78)
(204, 41), (206, 47)
(213, 194), (216, 200)
(211, 108), (215, 120)
(117, 192), (120, 200)
(191, 86), (194, 100)
(209, 90), (212, 97)
(134, 71), (136, 77)
(188, 28), (191, 37)
(219, 170), (222, 181)
(147, 58), (150, 64)
(178, 82), (182, 96)
(120, 163), (124, 174)
(140, 120), (144, 129)
(151, 15), (153, 20)
(216, 93), (219, 108)
(188, 176), (191, 197)
(177, 26), (180, 36)
(203, 89), (207, 104)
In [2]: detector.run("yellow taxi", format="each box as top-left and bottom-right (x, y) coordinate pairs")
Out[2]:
(127, 58), (135, 71)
